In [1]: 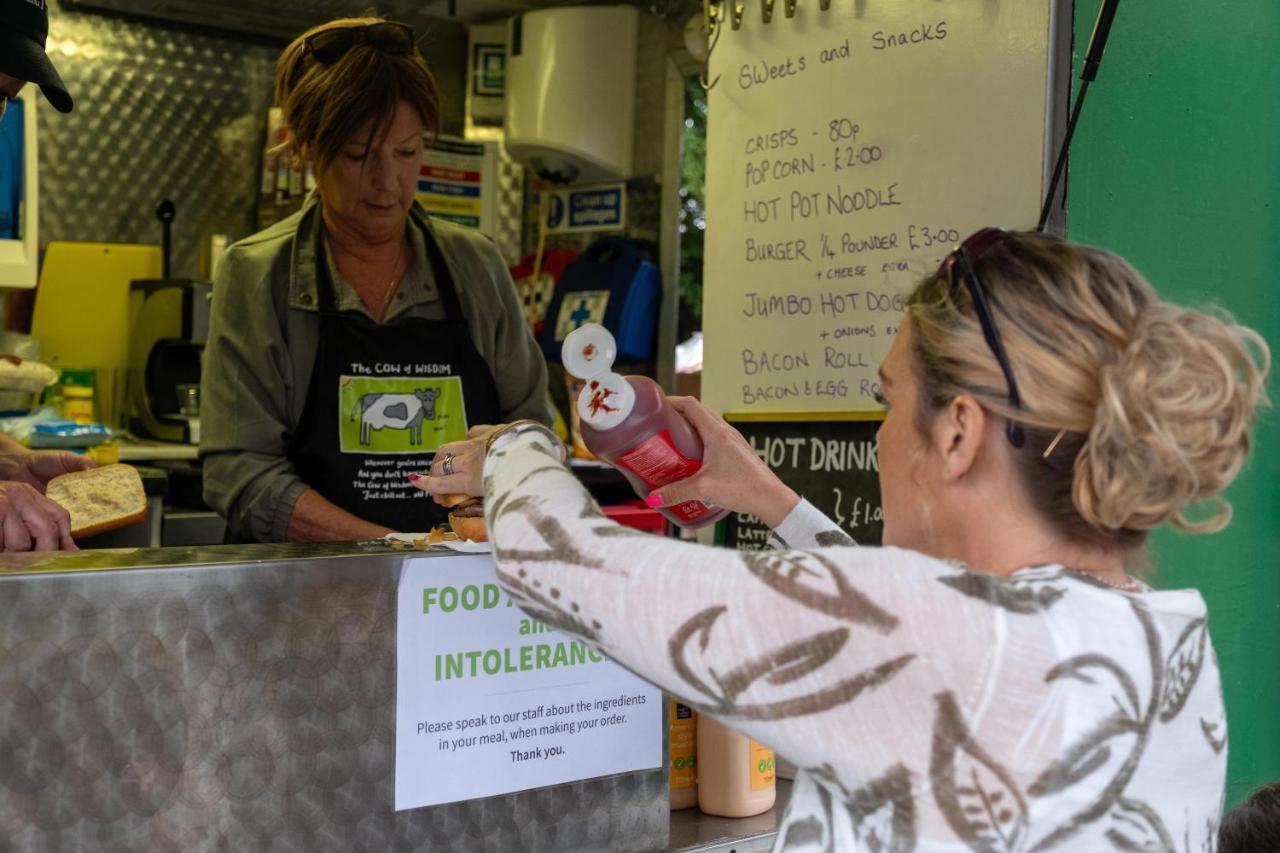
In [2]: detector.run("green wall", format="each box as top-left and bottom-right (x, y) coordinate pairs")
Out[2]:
(1067, 0), (1280, 807)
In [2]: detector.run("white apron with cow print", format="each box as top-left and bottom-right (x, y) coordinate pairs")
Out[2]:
(483, 430), (1226, 852)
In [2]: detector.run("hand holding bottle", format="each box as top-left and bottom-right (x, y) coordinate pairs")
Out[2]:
(644, 397), (800, 530)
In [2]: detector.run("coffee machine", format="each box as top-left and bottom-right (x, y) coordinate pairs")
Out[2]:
(126, 201), (211, 444)
(126, 278), (210, 443)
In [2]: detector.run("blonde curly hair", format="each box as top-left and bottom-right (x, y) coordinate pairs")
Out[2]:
(908, 231), (1270, 550)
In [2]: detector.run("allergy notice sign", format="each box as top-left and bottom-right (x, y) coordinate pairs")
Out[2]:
(394, 554), (661, 810)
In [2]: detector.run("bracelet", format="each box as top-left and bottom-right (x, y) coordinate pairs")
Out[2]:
(484, 420), (567, 461)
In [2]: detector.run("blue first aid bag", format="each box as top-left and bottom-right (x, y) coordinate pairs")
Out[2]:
(539, 237), (661, 362)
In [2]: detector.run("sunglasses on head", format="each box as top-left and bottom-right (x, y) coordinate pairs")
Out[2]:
(935, 227), (1026, 448)
(304, 22), (415, 64)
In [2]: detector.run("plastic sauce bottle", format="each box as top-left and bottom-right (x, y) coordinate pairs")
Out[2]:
(669, 698), (699, 810)
(562, 324), (728, 528)
(696, 716), (776, 818)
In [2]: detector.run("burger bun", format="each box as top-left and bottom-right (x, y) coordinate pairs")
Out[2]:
(448, 512), (488, 543)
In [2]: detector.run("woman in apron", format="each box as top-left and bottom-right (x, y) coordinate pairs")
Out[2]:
(200, 18), (550, 542)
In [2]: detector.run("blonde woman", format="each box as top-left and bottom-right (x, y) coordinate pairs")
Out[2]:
(416, 229), (1269, 850)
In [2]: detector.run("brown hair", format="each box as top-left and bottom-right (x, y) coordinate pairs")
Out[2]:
(274, 16), (440, 175)
(907, 231), (1270, 551)
(1220, 782), (1280, 853)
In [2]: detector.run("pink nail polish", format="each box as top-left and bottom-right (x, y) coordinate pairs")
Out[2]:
(407, 473), (422, 483)
(644, 493), (663, 507)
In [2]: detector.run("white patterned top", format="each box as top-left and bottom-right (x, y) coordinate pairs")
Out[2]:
(484, 431), (1226, 852)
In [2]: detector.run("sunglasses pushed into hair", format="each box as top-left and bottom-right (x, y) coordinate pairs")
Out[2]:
(935, 228), (1026, 448)
(305, 22), (415, 64)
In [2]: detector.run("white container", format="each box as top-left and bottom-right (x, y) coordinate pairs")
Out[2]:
(696, 717), (776, 819)
(504, 5), (637, 185)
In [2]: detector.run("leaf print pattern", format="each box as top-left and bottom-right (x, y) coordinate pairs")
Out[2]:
(668, 605), (914, 720)
(1199, 715), (1226, 755)
(937, 571), (1067, 615)
(930, 691), (1029, 852)
(489, 493), (624, 645)
(1185, 817), (1218, 853)
(1043, 654), (1143, 726)
(1158, 618), (1207, 723)
(1029, 600), (1166, 852)
(1027, 711), (1141, 798)
(1102, 797), (1176, 852)
(740, 550), (899, 633)
(815, 529), (854, 547)
(588, 525), (653, 539)
(778, 815), (826, 851)
(848, 763), (917, 853)
(779, 772), (839, 853)
(480, 433), (1227, 853)
(490, 496), (610, 572)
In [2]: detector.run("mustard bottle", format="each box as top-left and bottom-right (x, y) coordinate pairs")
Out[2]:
(669, 698), (698, 810)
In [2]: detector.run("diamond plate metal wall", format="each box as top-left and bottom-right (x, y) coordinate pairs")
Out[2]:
(37, 1), (469, 280)
(0, 547), (669, 852)
(39, 1), (279, 280)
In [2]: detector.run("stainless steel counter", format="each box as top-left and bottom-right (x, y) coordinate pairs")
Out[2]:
(0, 543), (792, 852)
(0, 543), (668, 852)
(670, 779), (792, 852)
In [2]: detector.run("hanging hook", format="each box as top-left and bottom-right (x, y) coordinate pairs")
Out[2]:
(784, 0), (798, 17)
(729, 0), (745, 29)
(761, 0), (775, 24)
(699, 15), (722, 90)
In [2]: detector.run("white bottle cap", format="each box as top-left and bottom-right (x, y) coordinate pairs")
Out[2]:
(563, 324), (617, 380)
(564, 324), (633, 430)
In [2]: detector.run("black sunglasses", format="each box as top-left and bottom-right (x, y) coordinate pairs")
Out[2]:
(305, 22), (415, 64)
(936, 228), (1026, 448)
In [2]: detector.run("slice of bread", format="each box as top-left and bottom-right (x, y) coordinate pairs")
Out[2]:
(45, 464), (148, 538)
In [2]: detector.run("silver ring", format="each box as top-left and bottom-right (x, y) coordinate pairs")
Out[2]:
(441, 453), (455, 476)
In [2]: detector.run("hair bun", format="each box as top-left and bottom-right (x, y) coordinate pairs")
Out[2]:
(1075, 304), (1270, 534)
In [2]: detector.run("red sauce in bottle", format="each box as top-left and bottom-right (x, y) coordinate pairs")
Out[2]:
(565, 325), (728, 528)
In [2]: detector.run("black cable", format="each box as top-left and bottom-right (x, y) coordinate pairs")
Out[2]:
(1036, 0), (1120, 232)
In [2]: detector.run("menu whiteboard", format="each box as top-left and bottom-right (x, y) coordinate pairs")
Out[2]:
(702, 0), (1055, 416)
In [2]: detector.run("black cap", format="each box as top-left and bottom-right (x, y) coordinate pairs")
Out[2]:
(0, 0), (73, 113)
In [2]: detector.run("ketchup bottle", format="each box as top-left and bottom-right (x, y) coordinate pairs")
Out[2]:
(562, 324), (728, 528)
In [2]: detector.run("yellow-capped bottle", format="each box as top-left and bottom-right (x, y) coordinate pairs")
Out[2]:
(669, 698), (698, 810)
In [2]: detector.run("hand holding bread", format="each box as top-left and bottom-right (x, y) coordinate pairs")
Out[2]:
(0, 433), (97, 489)
(409, 424), (502, 502)
(0, 481), (77, 551)
(407, 425), (505, 542)
(0, 436), (103, 551)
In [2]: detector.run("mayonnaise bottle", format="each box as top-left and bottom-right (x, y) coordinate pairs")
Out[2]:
(695, 717), (776, 818)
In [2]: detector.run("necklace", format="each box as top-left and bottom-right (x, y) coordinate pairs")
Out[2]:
(376, 240), (410, 321)
(1073, 568), (1144, 592)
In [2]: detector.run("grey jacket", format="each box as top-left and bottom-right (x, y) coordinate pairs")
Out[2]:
(200, 197), (550, 542)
